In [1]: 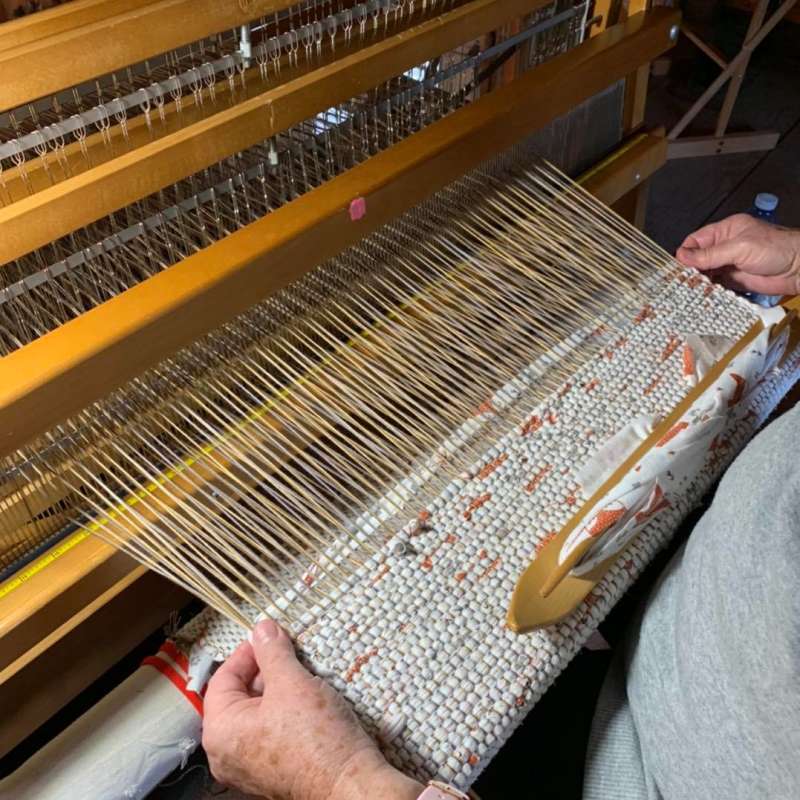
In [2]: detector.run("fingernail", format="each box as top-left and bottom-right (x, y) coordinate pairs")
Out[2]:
(254, 619), (279, 643)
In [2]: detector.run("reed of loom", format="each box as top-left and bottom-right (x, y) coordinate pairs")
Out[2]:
(0, 0), (680, 756)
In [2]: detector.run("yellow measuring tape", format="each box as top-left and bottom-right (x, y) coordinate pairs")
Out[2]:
(0, 529), (89, 600)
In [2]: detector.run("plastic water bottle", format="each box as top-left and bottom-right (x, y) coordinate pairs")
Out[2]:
(747, 193), (781, 308)
(751, 192), (779, 222)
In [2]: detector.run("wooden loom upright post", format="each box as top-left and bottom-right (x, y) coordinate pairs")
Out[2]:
(613, 0), (660, 230)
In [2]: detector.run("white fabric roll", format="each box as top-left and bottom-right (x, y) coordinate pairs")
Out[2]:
(0, 646), (204, 800)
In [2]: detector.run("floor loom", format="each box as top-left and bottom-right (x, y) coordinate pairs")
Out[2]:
(3, 1), (795, 796)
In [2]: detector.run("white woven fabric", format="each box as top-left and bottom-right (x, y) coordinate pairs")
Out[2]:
(179, 277), (800, 790)
(564, 311), (788, 573)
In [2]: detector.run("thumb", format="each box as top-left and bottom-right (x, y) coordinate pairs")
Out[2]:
(250, 619), (301, 677)
(204, 641), (260, 717)
(676, 238), (746, 271)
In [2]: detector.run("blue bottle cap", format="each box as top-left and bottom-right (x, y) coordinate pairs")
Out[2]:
(755, 192), (779, 212)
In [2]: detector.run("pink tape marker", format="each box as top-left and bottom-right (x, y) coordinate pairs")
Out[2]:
(349, 196), (367, 221)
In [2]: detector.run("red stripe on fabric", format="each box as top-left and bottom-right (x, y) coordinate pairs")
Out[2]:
(160, 640), (190, 672)
(143, 649), (186, 681)
(142, 656), (204, 717)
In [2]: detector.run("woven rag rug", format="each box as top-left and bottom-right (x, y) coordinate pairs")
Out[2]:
(178, 273), (800, 791)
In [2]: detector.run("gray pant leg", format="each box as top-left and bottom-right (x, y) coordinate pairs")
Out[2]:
(584, 650), (661, 800)
(584, 403), (800, 800)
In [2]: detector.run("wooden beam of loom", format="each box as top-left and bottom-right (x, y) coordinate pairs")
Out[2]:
(0, 0), (553, 265)
(0, 126), (670, 755)
(614, 0), (652, 230)
(578, 129), (666, 206)
(0, 0), (303, 111)
(0, 564), (190, 758)
(0, 8), (681, 460)
(0, 3), (442, 204)
(0, 0), (159, 53)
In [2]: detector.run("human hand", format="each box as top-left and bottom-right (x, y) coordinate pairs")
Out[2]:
(202, 619), (423, 800)
(676, 214), (800, 296)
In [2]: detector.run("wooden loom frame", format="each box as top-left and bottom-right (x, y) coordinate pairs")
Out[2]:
(0, 7), (679, 757)
(0, 0), (558, 265)
(0, 0), (160, 52)
(0, 0), (308, 110)
(0, 8), (680, 457)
